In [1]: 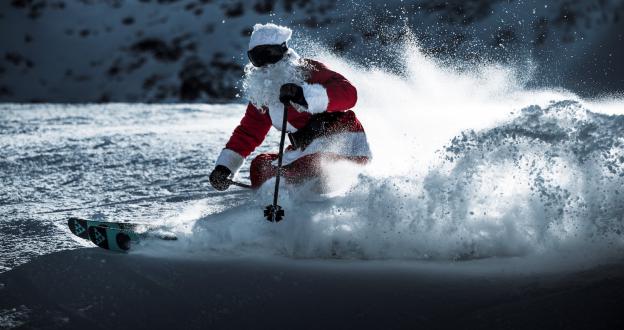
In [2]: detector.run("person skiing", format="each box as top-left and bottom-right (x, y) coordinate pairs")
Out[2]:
(209, 23), (371, 191)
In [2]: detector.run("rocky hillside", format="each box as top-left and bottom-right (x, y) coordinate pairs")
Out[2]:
(0, 0), (622, 102)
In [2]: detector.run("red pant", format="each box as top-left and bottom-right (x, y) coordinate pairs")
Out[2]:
(250, 152), (368, 189)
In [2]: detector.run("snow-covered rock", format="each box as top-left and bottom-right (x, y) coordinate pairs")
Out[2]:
(0, 0), (622, 101)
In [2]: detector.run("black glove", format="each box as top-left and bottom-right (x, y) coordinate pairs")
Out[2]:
(209, 165), (232, 191)
(279, 83), (308, 107)
(288, 111), (345, 150)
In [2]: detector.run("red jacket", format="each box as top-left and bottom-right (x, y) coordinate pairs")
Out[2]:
(216, 59), (370, 173)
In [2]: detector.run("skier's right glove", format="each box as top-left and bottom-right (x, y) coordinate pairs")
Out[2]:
(209, 165), (232, 191)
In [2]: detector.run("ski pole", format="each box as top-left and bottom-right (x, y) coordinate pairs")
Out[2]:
(227, 179), (252, 189)
(263, 102), (288, 222)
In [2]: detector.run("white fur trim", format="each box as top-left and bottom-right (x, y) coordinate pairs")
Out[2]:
(302, 83), (329, 114)
(248, 23), (292, 50)
(268, 103), (297, 132)
(273, 131), (372, 166)
(215, 148), (244, 173)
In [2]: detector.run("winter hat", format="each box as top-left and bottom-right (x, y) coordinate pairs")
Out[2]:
(248, 23), (292, 50)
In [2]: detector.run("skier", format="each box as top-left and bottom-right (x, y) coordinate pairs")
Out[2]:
(209, 23), (371, 191)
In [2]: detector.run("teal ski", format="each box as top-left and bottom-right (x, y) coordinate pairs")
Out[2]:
(67, 217), (145, 239)
(68, 217), (177, 252)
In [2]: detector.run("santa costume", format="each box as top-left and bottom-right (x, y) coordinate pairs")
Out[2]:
(211, 23), (371, 190)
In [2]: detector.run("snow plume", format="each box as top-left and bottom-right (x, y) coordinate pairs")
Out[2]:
(166, 39), (624, 265)
(318, 100), (624, 261)
(242, 49), (307, 112)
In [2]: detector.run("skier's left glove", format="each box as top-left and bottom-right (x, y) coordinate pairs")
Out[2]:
(279, 83), (308, 110)
(209, 165), (232, 191)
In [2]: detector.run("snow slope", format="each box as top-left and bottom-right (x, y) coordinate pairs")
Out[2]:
(1, 248), (623, 329)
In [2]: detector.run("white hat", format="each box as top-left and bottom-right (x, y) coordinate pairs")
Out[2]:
(248, 23), (292, 50)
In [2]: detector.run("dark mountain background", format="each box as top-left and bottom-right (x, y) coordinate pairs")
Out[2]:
(0, 0), (622, 103)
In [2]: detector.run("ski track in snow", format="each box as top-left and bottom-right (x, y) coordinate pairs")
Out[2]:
(0, 103), (261, 272)
(1, 45), (624, 274)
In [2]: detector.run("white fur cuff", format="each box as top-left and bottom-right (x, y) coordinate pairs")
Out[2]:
(302, 83), (329, 114)
(215, 148), (244, 173)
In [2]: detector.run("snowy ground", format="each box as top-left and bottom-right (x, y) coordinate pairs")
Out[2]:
(0, 103), (258, 272)
(2, 96), (623, 272)
(1, 248), (623, 329)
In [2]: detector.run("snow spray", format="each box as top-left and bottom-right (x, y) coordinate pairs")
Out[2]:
(175, 38), (624, 265)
